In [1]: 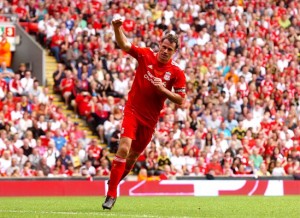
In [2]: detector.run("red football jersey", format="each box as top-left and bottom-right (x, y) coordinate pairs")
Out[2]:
(126, 44), (186, 128)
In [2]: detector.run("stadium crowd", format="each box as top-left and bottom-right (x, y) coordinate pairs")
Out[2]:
(0, 0), (300, 179)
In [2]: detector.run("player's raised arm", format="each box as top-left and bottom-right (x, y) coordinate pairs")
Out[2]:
(111, 15), (131, 52)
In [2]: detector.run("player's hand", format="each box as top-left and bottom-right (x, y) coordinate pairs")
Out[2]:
(153, 77), (165, 91)
(112, 15), (124, 28)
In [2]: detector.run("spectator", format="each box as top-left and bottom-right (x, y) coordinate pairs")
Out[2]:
(137, 168), (148, 181)
(9, 74), (23, 96)
(0, 34), (12, 66)
(21, 139), (33, 157)
(80, 160), (96, 176)
(256, 163), (271, 177)
(28, 148), (40, 169)
(52, 129), (67, 151)
(43, 141), (58, 168)
(0, 150), (11, 175)
(12, 148), (28, 169)
(59, 67), (74, 105)
(109, 123), (121, 153)
(97, 159), (111, 177)
(206, 155), (223, 176)
(157, 150), (171, 174)
(113, 72), (129, 98)
(36, 156), (50, 176)
(170, 148), (185, 172)
(3, 0), (300, 179)
(52, 63), (66, 92)
(159, 164), (176, 180)
(56, 147), (72, 169)
(250, 148), (264, 170)
(20, 70), (34, 96)
(272, 160), (287, 176)
(6, 157), (20, 177)
(0, 61), (14, 83)
(28, 79), (41, 100)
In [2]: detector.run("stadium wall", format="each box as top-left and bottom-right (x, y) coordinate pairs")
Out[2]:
(0, 179), (299, 197)
(12, 23), (45, 85)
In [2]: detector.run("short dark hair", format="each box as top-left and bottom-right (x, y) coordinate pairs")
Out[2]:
(161, 31), (179, 50)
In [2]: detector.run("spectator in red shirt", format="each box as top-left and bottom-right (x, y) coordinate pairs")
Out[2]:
(87, 139), (102, 160)
(60, 68), (74, 105)
(206, 155), (223, 176)
(50, 28), (64, 62)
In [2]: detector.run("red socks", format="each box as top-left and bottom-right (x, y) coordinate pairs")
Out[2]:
(107, 155), (126, 198)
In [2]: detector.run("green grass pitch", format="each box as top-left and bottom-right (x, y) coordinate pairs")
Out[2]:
(0, 196), (298, 218)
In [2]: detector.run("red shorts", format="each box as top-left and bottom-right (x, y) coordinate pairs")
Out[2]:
(121, 110), (154, 154)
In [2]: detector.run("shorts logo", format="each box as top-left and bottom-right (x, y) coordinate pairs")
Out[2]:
(164, 72), (171, 81)
(121, 127), (124, 134)
(148, 65), (153, 69)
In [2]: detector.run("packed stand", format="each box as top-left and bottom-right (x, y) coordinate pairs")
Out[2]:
(1, 0), (300, 179)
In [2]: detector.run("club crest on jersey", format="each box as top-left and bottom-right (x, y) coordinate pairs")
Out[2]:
(164, 72), (171, 81)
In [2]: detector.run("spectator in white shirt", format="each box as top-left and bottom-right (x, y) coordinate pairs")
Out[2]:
(0, 150), (11, 173)
(18, 111), (33, 134)
(272, 161), (286, 176)
(179, 17), (190, 32)
(185, 149), (196, 173)
(20, 70), (34, 95)
(43, 142), (59, 168)
(162, 5), (174, 25)
(215, 14), (226, 35)
(11, 133), (24, 149)
(37, 115), (48, 131)
(12, 148), (28, 169)
(175, 104), (189, 124)
(170, 148), (186, 171)
(197, 28), (210, 46)
(28, 79), (41, 100)
(49, 114), (61, 131)
(277, 54), (289, 72)
(80, 160), (96, 176)
(113, 72), (129, 98)
(238, 65), (252, 83)
(38, 87), (50, 104)
(24, 130), (37, 148)
(45, 18), (57, 40)
(252, 101), (264, 123)
(206, 111), (222, 130)
(242, 112), (260, 134)
(10, 102), (23, 122)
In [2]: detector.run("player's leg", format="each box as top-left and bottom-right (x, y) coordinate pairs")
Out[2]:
(106, 137), (132, 198)
(103, 111), (137, 210)
(119, 144), (140, 182)
(120, 125), (155, 182)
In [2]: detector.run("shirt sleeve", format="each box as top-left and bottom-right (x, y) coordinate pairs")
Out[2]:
(173, 70), (186, 98)
(126, 44), (146, 60)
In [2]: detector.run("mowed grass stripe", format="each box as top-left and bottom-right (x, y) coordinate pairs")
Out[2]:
(0, 196), (298, 218)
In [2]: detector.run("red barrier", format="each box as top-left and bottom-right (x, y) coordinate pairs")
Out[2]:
(283, 180), (300, 195)
(0, 180), (299, 197)
(0, 180), (105, 197)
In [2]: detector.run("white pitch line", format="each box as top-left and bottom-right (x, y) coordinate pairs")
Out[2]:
(0, 210), (156, 217)
(0, 210), (194, 218)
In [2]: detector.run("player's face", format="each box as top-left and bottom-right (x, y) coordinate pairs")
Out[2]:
(158, 39), (177, 63)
